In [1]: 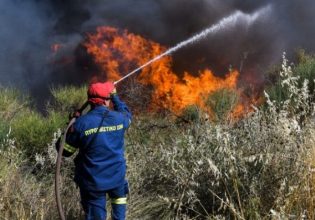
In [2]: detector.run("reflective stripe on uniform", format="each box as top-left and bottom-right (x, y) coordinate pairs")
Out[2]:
(111, 197), (127, 205)
(63, 143), (77, 153)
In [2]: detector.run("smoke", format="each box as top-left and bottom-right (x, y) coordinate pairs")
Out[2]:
(83, 0), (315, 81)
(1, 0), (315, 102)
(0, 1), (53, 90)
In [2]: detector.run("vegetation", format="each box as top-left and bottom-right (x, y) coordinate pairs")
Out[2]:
(181, 105), (202, 122)
(0, 54), (315, 219)
(50, 85), (87, 113)
(266, 51), (315, 108)
(205, 88), (239, 121)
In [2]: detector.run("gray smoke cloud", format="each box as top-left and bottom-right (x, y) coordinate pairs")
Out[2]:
(1, 0), (315, 102)
(0, 1), (53, 90)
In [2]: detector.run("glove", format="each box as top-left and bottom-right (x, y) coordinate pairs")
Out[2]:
(110, 86), (117, 97)
(68, 110), (81, 120)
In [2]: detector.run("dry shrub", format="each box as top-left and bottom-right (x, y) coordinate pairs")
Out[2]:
(0, 54), (314, 219)
(126, 54), (315, 219)
(0, 130), (83, 220)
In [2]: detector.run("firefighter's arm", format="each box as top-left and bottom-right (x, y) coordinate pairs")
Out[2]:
(111, 94), (132, 128)
(55, 125), (79, 157)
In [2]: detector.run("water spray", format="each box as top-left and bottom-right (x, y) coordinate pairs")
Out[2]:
(114, 5), (270, 85)
(55, 6), (270, 219)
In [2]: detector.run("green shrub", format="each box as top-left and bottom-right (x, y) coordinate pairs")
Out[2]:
(0, 123), (11, 150)
(206, 88), (239, 121)
(266, 52), (315, 109)
(11, 110), (64, 155)
(265, 79), (290, 108)
(0, 87), (29, 120)
(0, 87), (30, 151)
(294, 55), (315, 97)
(50, 85), (87, 113)
(180, 105), (202, 122)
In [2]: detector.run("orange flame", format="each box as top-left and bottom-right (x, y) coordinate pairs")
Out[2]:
(84, 26), (254, 116)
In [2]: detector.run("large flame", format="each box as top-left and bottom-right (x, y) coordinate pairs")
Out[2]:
(84, 26), (250, 116)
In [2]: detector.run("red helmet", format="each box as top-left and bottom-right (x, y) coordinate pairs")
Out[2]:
(87, 82), (115, 105)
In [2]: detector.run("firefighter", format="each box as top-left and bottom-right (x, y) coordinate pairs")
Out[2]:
(57, 81), (131, 220)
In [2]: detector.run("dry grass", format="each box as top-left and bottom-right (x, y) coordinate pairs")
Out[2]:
(0, 54), (314, 219)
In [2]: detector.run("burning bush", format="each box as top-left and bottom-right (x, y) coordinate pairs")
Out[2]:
(82, 26), (254, 116)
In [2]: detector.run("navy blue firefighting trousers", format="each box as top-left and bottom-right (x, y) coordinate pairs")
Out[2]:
(80, 182), (129, 220)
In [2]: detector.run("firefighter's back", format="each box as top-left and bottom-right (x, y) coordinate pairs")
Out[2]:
(73, 105), (127, 191)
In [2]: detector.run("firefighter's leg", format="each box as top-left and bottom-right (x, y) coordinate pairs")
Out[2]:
(80, 188), (107, 220)
(108, 181), (129, 220)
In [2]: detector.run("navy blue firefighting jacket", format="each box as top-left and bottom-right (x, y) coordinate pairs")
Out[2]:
(64, 95), (131, 191)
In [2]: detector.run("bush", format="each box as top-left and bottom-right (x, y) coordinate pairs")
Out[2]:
(50, 85), (87, 113)
(0, 128), (10, 152)
(206, 88), (239, 121)
(10, 109), (65, 156)
(1, 53), (315, 219)
(294, 54), (315, 98)
(180, 105), (202, 122)
(266, 52), (315, 110)
(0, 87), (29, 120)
(0, 132), (83, 219)
(124, 55), (315, 219)
(126, 109), (315, 219)
(0, 87), (29, 151)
